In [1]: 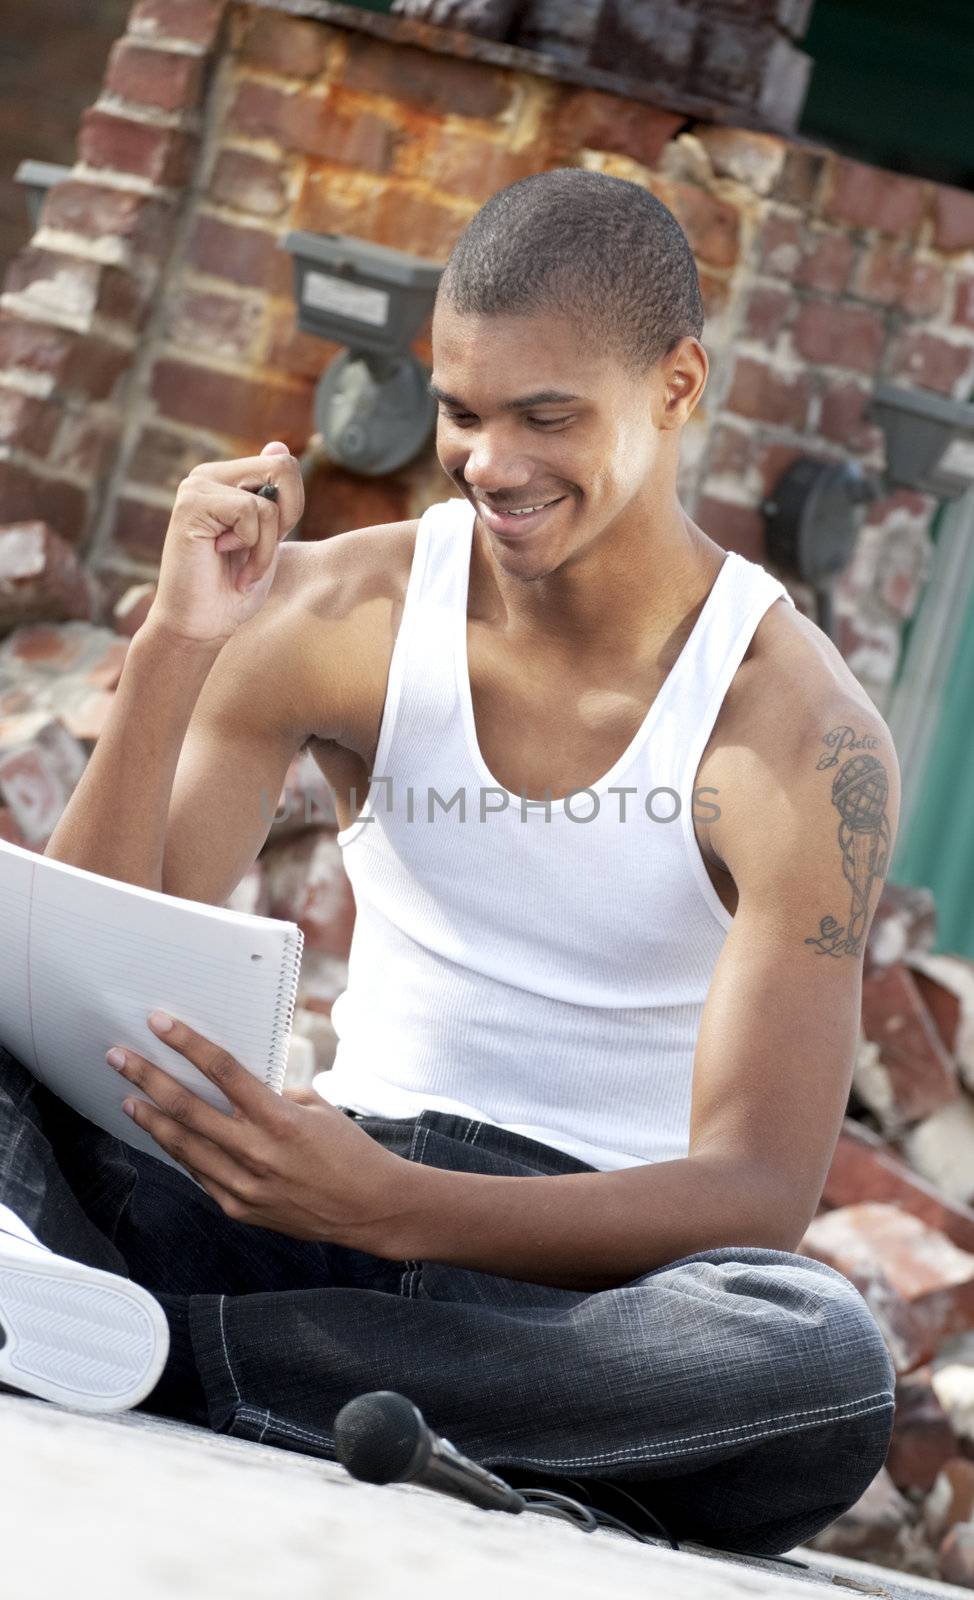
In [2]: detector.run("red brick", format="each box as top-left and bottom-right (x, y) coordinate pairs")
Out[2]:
(855, 241), (947, 317)
(698, 272), (730, 322)
(653, 179), (740, 268)
(0, 522), (96, 633)
(926, 1460), (974, 1546)
(54, 414), (120, 480)
(4, 248), (151, 336)
(264, 304), (343, 385)
(128, 425), (212, 493)
(109, 494), (172, 562)
(0, 390), (61, 456)
(0, 461), (89, 546)
(209, 148), (288, 217)
(726, 355), (811, 427)
(105, 39), (204, 113)
(0, 808), (29, 848)
(933, 185), (974, 254)
(187, 214), (292, 295)
(238, 11), (333, 78)
(164, 287), (264, 361)
(128, 0), (225, 50)
(704, 424), (753, 482)
(793, 300), (885, 374)
(825, 159), (927, 237)
(695, 128), (785, 196)
(795, 229), (854, 294)
(820, 380), (884, 452)
(150, 358), (310, 446)
(910, 966), (964, 1059)
(342, 35), (511, 120)
(398, 125), (544, 205)
(887, 1371), (959, 1493)
(861, 963), (959, 1130)
(0, 312), (130, 400)
(955, 279), (974, 332)
(742, 286), (791, 342)
(78, 108), (196, 188)
(891, 332), (974, 397)
(40, 181), (174, 259)
(229, 81), (399, 172)
(262, 831), (355, 956)
(774, 145), (827, 206)
(302, 463), (411, 540)
(296, 174), (466, 261)
(800, 1202), (974, 1373)
(112, 582), (157, 637)
(0, 714), (88, 845)
(695, 497), (765, 561)
(550, 89), (682, 168)
(824, 1120), (974, 1258)
(757, 210), (802, 276)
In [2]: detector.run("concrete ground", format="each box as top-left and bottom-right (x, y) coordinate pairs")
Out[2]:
(2, 1393), (969, 1600)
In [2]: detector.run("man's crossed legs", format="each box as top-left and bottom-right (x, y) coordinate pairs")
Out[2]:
(0, 1044), (895, 1557)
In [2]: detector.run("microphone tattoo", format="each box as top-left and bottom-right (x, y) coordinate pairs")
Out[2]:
(805, 725), (892, 959)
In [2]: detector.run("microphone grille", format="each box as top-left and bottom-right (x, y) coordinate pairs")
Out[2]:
(334, 1390), (423, 1485)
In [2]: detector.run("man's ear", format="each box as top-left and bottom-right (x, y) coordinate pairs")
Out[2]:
(656, 338), (708, 431)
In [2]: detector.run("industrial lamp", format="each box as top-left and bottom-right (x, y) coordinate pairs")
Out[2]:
(763, 382), (974, 639)
(14, 160), (72, 228)
(281, 230), (442, 476)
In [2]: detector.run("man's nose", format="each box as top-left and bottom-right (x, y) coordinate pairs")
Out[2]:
(462, 435), (533, 494)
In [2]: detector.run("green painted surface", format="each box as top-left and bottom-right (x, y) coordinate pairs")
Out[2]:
(800, 0), (974, 185)
(890, 538), (974, 959)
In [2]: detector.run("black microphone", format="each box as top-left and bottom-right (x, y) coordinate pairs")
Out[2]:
(334, 1390), (527, 1514)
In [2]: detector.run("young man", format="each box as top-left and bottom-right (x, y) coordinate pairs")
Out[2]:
(0, 169), (898, 1555)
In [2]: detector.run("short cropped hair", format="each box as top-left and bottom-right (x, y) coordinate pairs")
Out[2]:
(438, 167), (705, 370)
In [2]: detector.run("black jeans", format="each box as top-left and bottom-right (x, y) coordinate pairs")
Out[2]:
(0, 1043), (895, 1556)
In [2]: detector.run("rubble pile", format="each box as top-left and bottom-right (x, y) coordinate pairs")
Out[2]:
(5, 614), (974, 1584)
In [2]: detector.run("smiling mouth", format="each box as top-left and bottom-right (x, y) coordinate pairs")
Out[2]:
(476, 496), (566, 534)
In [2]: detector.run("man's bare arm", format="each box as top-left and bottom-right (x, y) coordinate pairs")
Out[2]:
(371, 697), (899, 1289)
(45, 444), (306, 893)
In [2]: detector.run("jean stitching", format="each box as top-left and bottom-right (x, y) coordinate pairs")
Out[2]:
(217, 1294), (242, 1407)
(232, 1394), (894, 1473)
(507, 1393), (896, 1470)
(257, 1408), (272, 1445)
(236, 1407), (334, 1452)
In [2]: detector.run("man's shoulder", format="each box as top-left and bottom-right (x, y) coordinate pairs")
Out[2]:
(270, 517), (421, 622)
(728, 583), (888, 745)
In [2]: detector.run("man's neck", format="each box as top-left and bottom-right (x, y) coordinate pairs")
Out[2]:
(470, 492), (725, 663)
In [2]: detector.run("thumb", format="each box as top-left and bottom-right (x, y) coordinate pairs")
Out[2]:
(261, 440), (291, 457)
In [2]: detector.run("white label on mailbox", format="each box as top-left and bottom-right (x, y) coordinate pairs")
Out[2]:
(303, 271), (389, 328)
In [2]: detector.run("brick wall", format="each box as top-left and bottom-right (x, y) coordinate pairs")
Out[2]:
(2, 0), (974, 708)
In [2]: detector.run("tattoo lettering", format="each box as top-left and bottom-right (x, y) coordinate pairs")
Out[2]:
(805, 726), (892, 958)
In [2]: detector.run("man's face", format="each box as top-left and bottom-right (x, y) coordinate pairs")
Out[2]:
(430, 302), (668, 580)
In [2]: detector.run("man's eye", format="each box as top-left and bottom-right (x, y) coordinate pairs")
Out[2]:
(528, 416), (572, 429)
(442, 409), (477, 427)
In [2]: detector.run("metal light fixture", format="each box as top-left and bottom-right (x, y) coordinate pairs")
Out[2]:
(763, 382), (974, 640)
(14, 160), (72, 227)
(281, 230), (442, 477)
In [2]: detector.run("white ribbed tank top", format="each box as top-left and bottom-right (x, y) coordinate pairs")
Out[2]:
(314, 498), (795, 1171)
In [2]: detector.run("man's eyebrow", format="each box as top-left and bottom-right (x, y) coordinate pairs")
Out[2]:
(428, 383), (581, 411)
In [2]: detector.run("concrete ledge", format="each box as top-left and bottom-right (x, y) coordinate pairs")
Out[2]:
(2, 1393), (966, 1599)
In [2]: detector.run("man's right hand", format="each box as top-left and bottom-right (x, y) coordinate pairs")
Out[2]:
(149, 440), (305, 646)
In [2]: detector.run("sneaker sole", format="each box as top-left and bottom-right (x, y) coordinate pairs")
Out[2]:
(0, 1252), (170, 1413)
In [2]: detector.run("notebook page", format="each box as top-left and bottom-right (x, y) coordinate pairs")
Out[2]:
(0, 844), (35, 1068)
(0, 841), (301, 1174)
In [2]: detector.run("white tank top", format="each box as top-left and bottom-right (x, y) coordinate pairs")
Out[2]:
(314, 498), (795, 1171)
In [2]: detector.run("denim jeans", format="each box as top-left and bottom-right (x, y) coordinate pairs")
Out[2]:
(0, 1042), (895, 1556)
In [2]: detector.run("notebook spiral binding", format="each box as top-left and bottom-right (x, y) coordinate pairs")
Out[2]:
(266, 925), (305, 1093)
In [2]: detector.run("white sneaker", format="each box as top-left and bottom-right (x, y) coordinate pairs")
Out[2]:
(0, 1202), (170, 1413)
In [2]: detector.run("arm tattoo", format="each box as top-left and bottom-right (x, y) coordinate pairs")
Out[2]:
(804, 725), (892, 958)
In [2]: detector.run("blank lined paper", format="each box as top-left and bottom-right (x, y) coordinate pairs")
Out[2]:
(0, 840), (303, 1174)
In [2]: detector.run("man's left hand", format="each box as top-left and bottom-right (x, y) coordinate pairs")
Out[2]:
(106, 1010), (409, 1252)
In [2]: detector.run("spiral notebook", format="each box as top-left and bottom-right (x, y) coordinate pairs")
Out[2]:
(0, 839), (304, 1174)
